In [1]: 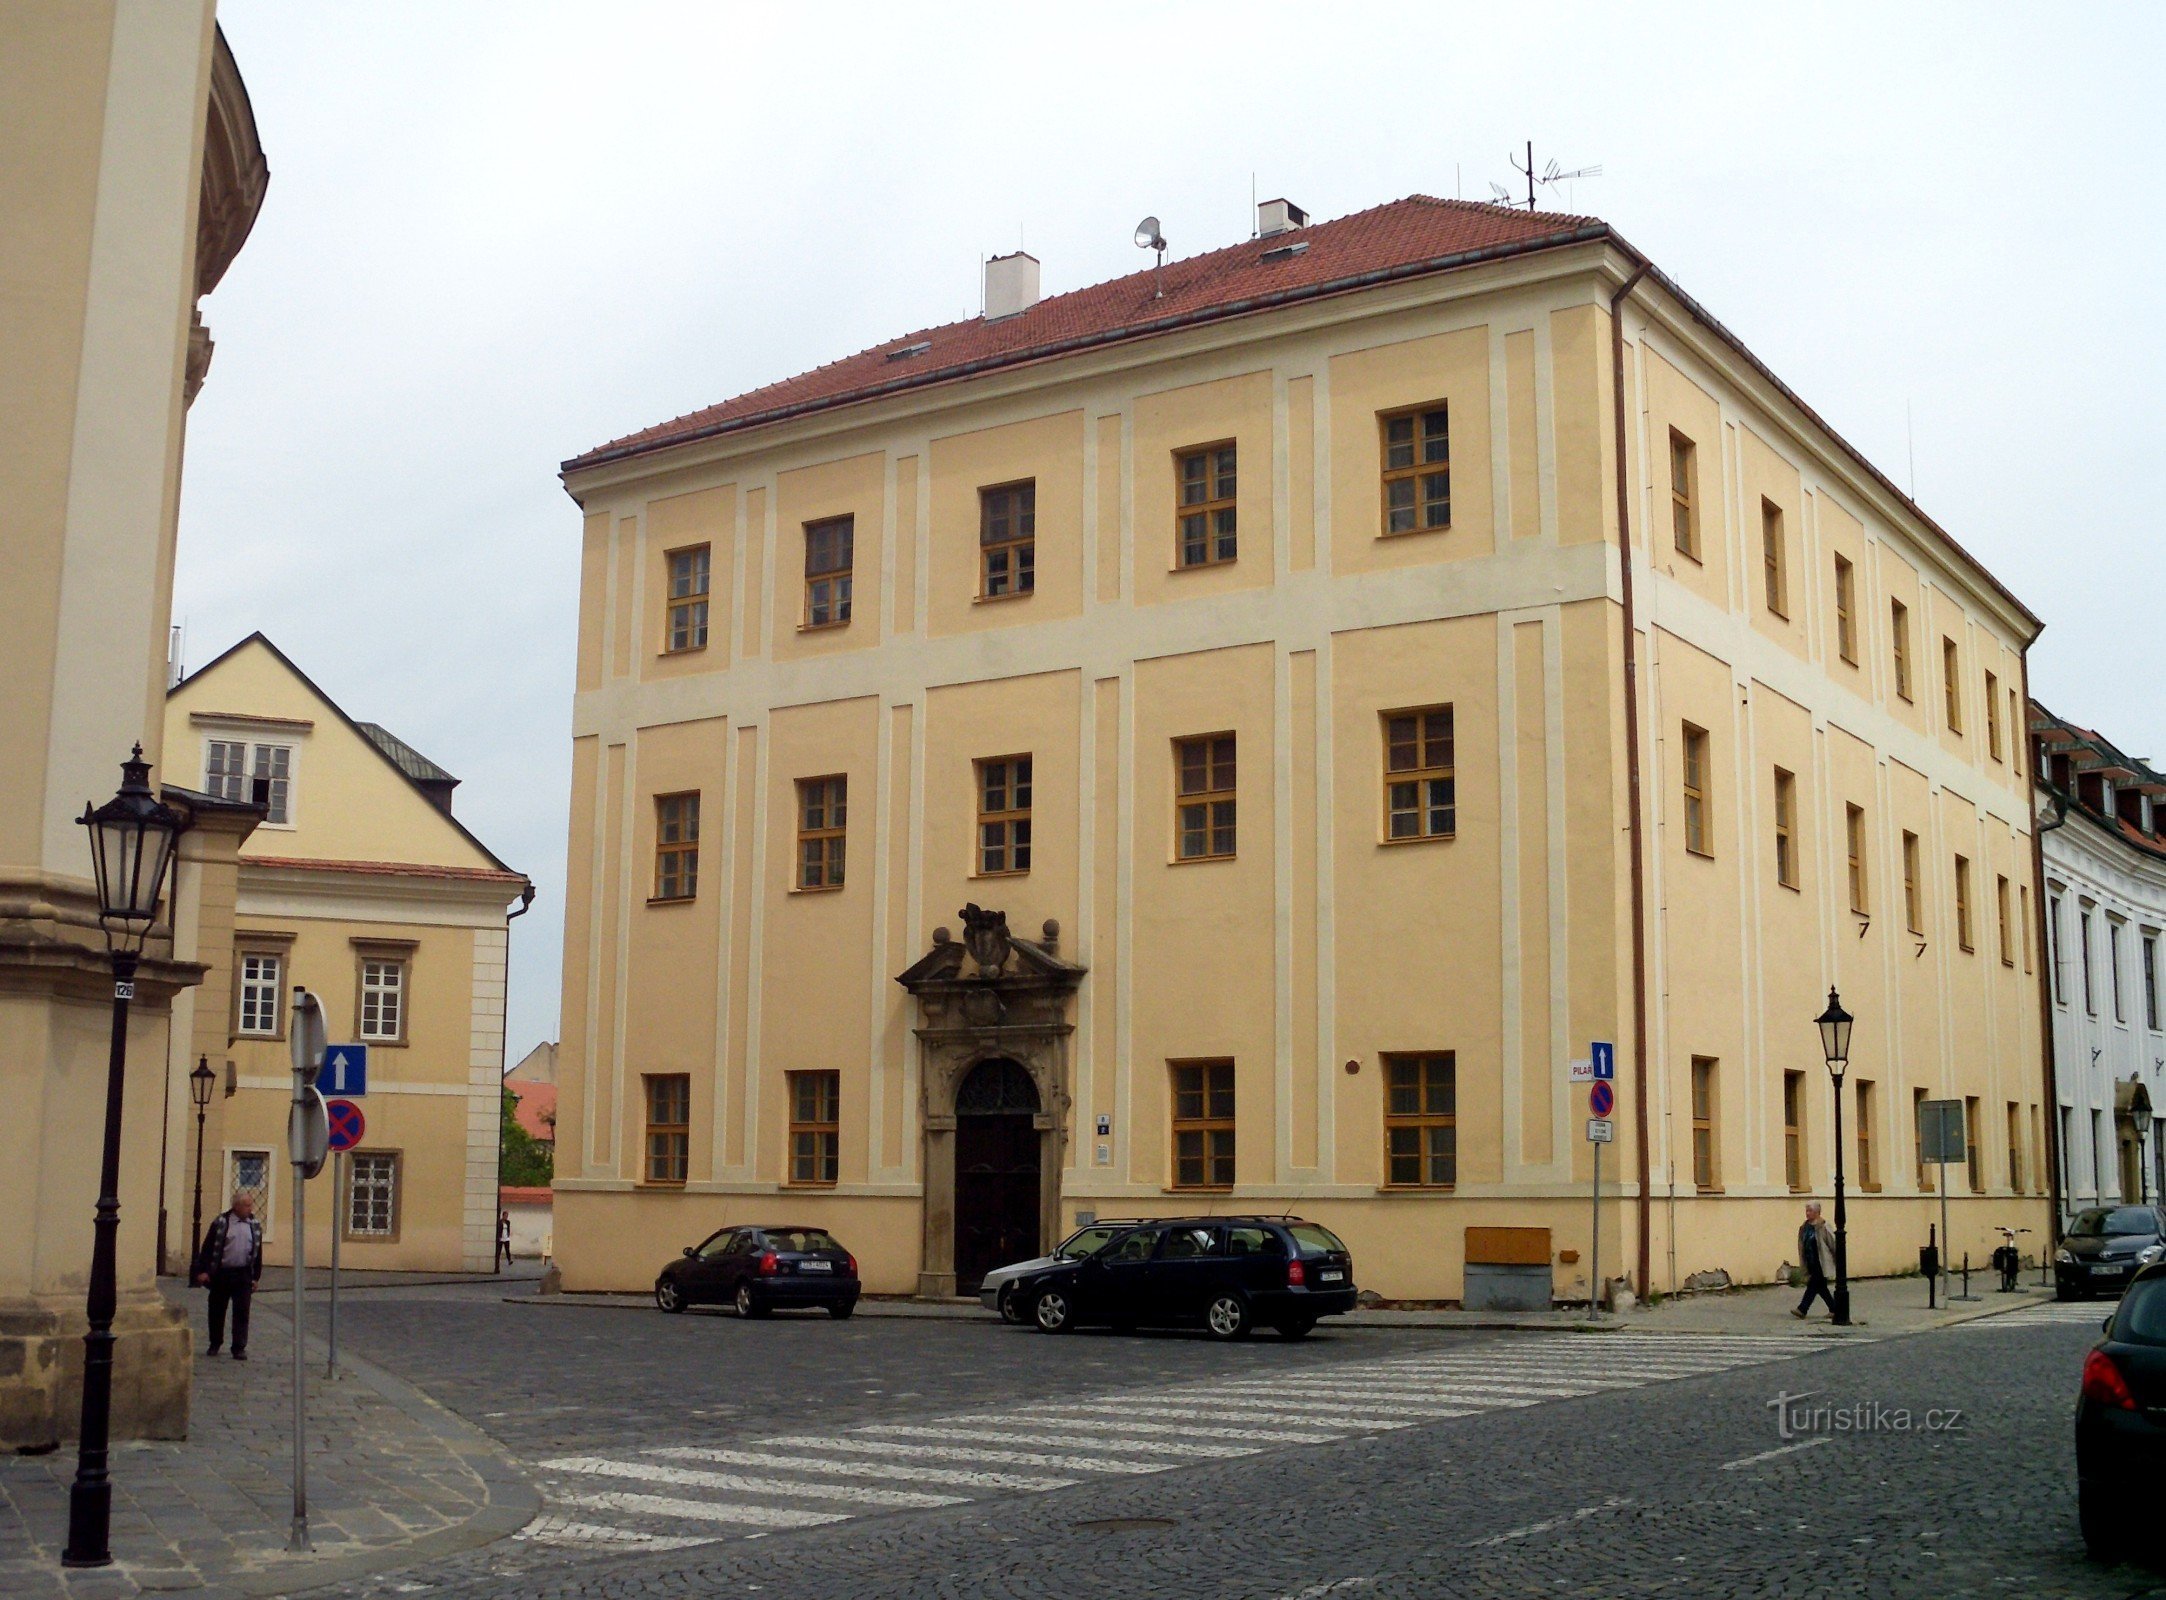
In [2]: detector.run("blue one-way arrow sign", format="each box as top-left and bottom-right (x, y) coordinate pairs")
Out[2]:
(322, 1044), (368, 1097)
(1590, 1041), (1615, 1081)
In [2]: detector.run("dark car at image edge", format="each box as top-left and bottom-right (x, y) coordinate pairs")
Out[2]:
(2055, 1205), (2166, 1300)
(2075, 1260), (2166, 1559)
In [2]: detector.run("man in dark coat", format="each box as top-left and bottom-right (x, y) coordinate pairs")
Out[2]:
(194, 1191), (263, 1358)
(1792, 1200), (1839, 1319)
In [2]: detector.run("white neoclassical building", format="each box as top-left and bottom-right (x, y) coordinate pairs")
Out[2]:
(2035, 702), (2166, 1211)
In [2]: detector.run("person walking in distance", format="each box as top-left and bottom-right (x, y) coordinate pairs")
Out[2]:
(194, 1191), (263, 1358)
(1792, 1200), (1838, 1319)
(496, 1210), (513, 1272)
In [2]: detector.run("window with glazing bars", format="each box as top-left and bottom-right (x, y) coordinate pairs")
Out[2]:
(1783, 1071), (1805, 1191)
(1174, 735), (1236, 860)
(1175, 444), (1237, 567)
(2111, 920), (2126, 1021)
(976, 757), (1032, 875)
(1171, 1060), (1235, 1189)
(1914, 1087), (1934, 1191)
(237, 950), (282, 1036)
(803, 516), (853, 626)
(1381, 405), (1450, 533)
(1681, 724), (1711, 856)
(2082, 907), (2096, 1014)
(1690, 1057), (1717, 1190)
(1942, 638), (1963, 732)
(1845, 805), (1868, 913)
(1384, 1053), (1456, 1187)
(980, 481), (1035, 597)
(1903, 832), (1923, 934)
(1891, 601), (1912, 699)
(1997, 874), (2013, 965)
(1383, 707), (1454, 840)
(644, 1074), (689, 1184)
(654, 792), (699, 901)
(1954, 855), (1974, 951)
(1773, 768), (1798, 888)
(1855, 1081), (1876, 1188)
(666, 545), (710, 652)
(1965, 1096), (1982, 1191)
(1834, 555), (1857, 663)
(797, 777), (846, 889)
(2146, 933), (2160, 1030)
(788, 1070), (840, 1185)
(1985, 670), (2002, 759)
(1669, 430), (1698, 557)
(346, 1152), (397, 1237)
(358, 958), (404, 1042)
(1761, 499), (1787, 616)
(2007, 1102), (2024, 1193)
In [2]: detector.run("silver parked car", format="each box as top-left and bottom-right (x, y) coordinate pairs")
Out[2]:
(979, 1222), (1127, 1321)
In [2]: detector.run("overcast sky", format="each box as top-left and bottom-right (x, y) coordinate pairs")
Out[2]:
(181, 1), (2166, 1061)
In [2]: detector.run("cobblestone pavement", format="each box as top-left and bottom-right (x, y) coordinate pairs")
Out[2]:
(0, 1285), (534, 1600)
(298, 1290), (2155, 1600)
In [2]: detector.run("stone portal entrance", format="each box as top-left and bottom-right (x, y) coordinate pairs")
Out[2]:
(897, 907), (1086, 1299)
(954, 1059), (1041, 1294)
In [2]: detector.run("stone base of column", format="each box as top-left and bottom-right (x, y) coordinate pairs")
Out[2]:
(916, 1271), (958, 1300)
(0, 1290), (192, 1451)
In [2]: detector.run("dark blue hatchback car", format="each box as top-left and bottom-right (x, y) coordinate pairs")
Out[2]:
(655, 1225), (860, 1319)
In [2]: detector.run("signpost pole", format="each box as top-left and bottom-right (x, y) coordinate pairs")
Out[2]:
(1938, 1157), (1950, 1306)
(286, 988), (327, 1555)
(327, 1150), (341, 1382)
(1589, 1136), (1602, 1319)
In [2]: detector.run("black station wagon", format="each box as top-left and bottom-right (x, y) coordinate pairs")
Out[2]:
(1011, 1216), (1357, 1340)
(655, 1224), (861, 1319)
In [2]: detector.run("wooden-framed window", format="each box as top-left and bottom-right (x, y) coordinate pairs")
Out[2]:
(975, 756), (1032, 876)
(1174, 735), (1236, 861)
(2081, 906), (2096, 1014)
(1681, 723), (1712, 857)
(2006, 1101), (2024, 1193)
(1914, 1087), (1933, 1192)
(1941, 637), (1962, 732)
(236, 949), (284, 1038)
(357, 954), (408, 1044)
(1856, 1080), (1876, 1190)
(1170, 1060), (1235, 1190)
(2145, 932), (2160, 1030)
(1984, 670), (2002, 760)
(2110, 919), (2126, 1022)
(643, 1073), (690, 1185)
(1773, 767), (1798, 889)
(1669, 429), (1699, 558)
(1903, 831), (1923, 934)
(653, 792), (700, 902)
(1383, 1052), (1456, 1188)
(1382, 707), (1455, 842)
(796, 776), (847, 890)
(787, 1070), (840, 1186)
(1690, 1057), (1718, 1191)
(1760, 499), (1787, 617)
(1996, 874), (2014, 965)
(1380, 404), (1451, 534)
(803, 515), (854, 627)
(344, 1150), (399, 1240)
(1833, 555), (1857, 663)
(1953, 855), (1974, 951)
(207, 737), (294, 825)
(1890, 601), (1912, 700)
(1845, 804), (1868, 914)
(2009, 688), (2023, 775)
(665, 544), (711, 653)
(1174, 443), (1237, 567)
(1783, 1070), (1805, 1192)
(979, 481), (1036, 598)
(2050, 894), (2066, 1002)
(2021, 884), (2033, 973)
(1964, 1095), (1982, 1192)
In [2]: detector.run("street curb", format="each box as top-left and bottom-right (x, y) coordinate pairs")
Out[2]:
(228, 1315), (541, 1600)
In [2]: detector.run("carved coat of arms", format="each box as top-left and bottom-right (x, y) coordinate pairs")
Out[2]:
(958, 903), (1011, 975)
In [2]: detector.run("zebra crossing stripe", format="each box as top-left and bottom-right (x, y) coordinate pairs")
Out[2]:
(543, 1456), (965, 1509)
(555, 1490), (849, 1528)
(1005, 1415), (1339, 1444)
(648, 1445), (1073, 1492)
(1027, 1401), (1458, 1427)
(761, 1434), (1170, 1475)
(856, 1423), (1257, 1459)
(515, 1520), (718, 1552)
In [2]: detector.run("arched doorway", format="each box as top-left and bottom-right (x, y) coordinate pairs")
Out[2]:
(954, 1058), (1041, 1293)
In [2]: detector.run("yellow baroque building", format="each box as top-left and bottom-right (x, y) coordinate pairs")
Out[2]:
(161, 635), (532, 1273)
(552, 197), (2050, 1305)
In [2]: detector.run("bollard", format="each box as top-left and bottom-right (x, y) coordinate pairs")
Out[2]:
(1951, 1250), (1981, 1303)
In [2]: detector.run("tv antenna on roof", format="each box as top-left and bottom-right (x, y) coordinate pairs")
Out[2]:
(1504, 141), (1603, 211)
(1135, 216), (1167, 298)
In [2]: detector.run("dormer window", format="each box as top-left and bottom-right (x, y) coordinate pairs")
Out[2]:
(206, 737), (293, 825)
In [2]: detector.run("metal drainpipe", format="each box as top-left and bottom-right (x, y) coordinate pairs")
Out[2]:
(497, 883), (535, 1273)
(1609, 258), (1655, 1300)
(2025, 662), (2067, 1251)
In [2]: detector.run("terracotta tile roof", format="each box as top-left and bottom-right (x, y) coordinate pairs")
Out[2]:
(563, 197), (1602, 474)
(506, 1080), (557, 1144)
(244, 855), (529, 886)
(499, 1185), (553, 1205)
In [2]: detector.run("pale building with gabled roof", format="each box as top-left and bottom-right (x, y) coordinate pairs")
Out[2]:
(162, 634), (531, 1272)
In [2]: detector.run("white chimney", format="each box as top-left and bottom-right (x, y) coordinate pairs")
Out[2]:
(1256, 198), (1308, 238)
(983, 251), (1040, 320)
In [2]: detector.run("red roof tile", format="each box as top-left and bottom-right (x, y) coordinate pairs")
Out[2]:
(563, 197), (1601, 473)
(499, 1185), (553, 1205)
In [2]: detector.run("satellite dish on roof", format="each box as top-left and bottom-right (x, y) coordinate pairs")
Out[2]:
(1134, 216), (1165, 252)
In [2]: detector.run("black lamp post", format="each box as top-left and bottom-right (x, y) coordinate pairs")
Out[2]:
(1816, 986), (1856, 1328)
(63, 746), (186, 1570)
(2136, 1099), (2154, 1206)
(188, 1057), (215, 1275)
